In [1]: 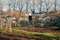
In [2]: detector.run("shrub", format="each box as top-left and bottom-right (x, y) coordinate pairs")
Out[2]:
(56, 21), (60, 27)
(45, 21), (55, 26)
(34, 21), (41, 27)
(19, 20), (25, 25)
(28, 21), (32, 25)
(19, 21), (33, 25)
(55, 16), (60, 27)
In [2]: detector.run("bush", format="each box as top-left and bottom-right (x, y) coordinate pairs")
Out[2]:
(34, 21), (41, 27)
(19, 20), (60, 27)
(45, 21), (55, 26)
(19, 21), (33, 25)
(28, 22), (33, 25)
(55, 16), (60, 27)
(19, 20), (25, 25)
(56, 21), (60, 27)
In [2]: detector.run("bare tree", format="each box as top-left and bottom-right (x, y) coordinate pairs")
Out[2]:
(46, 0), (50, 13)
(25, 0), (29, 13)
(0, 0), (2, 14)
(31, 0), (35, 27)
(39, 0), (43, 13)
(31, 0), (35, 14)
(54, 0), (57, 11)
(4, 17), (12, 32)
(0, 17), (3, 30)
(18, 0), (23, 15)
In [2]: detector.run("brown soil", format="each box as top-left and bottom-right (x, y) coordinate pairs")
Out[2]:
(15, 26), (60, 33)
(0, 32), (57, 40)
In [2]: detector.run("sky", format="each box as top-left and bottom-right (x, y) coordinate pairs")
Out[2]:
(0, 0), (60, 13)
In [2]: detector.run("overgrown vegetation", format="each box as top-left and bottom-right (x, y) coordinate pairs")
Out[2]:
(12, 29), (60, 39)
(19, 19), (60, 27)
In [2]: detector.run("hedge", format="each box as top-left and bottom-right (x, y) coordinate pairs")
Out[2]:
(19, 20), (60, 27)
(19, 21), (32, 25)
(56, 21), (60, 27)
(45, 21), (55, 26)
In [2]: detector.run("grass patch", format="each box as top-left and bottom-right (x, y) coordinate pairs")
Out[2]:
(0, 28), (60, 39)
(12, 29), (60, 39)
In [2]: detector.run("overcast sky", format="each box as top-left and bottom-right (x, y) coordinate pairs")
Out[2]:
(0, 0), (60, 12)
